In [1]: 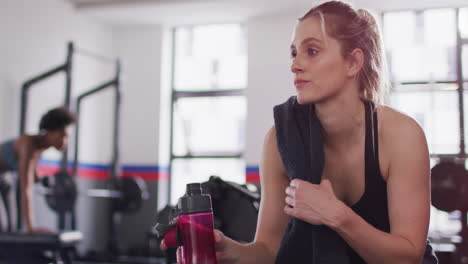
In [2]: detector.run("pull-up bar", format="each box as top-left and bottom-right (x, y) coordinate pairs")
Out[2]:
(72, 60), (121, 182)
(19, 41), (119, 144)
(74, 47), (118, 64)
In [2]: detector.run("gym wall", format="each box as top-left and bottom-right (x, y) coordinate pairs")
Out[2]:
(0, 13), (5, 131)
(245, 14), (299, 182)
(112, 25), (164, 251)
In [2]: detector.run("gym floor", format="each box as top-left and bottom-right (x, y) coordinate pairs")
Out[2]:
(74, 260), (166, 264)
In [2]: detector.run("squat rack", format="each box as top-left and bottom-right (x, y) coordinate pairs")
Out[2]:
(18, 41), (120, 231)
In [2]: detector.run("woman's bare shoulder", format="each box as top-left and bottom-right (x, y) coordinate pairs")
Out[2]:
(262, 125), (288, 179)
(264, 126), (277, 145)
(263, 126), (281, 164)
(377, 105), (428, 156)
(378, 105), (425, 136)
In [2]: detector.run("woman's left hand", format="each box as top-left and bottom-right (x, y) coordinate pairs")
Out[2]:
(284, 178), (347, 227)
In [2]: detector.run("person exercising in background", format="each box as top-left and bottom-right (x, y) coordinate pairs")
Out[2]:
(0, 107), (75, 233)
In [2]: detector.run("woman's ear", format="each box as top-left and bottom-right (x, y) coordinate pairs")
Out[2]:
(346, 48), (364, 77)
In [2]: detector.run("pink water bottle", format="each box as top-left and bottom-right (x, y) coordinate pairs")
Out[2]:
(156, 183), (218, 264)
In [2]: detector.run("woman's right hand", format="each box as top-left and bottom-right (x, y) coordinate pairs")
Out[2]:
(161, 229), (241, 264)
(213, 230), (240, 264)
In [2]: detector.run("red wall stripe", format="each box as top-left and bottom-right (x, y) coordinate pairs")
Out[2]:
(246, 172), (260, 183)
(36, 162), (169, 181)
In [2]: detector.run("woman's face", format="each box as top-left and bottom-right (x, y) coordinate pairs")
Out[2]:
(290, 16), (350, 104)
(46, 126), (70, 151)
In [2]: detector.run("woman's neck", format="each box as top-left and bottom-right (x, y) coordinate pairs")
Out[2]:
(315, 95), (365, 150)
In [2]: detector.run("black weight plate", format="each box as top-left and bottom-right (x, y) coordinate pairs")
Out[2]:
(45, 171), (77, 213)
(431, 161), (466, 212)
(115, 176), (149, 213)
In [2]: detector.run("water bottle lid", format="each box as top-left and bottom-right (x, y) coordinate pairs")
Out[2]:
(187, 183), (202, 195)
(178, 183), (212, 214)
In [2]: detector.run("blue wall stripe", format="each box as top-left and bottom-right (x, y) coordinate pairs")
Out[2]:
(246, 166), (259, 172)
(38, 159), (168, 172)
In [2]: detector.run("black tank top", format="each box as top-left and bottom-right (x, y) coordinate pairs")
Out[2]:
(346, 100), (389, 262)
(273, 97), (437, 264)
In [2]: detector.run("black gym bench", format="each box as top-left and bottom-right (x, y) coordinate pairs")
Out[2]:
(0, 231), (82, 264)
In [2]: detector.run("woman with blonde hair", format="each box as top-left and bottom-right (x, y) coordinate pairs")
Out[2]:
(163, 1), (438, 263)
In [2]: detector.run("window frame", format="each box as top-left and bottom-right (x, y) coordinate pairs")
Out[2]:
(382, 7), (468, 158)
(167, 24), (247, 203)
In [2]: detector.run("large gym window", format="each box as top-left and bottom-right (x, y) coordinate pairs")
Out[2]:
(169, 24), (247, 204)
(383, 7), (467, 246)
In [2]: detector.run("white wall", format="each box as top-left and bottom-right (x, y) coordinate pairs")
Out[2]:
(113, 26), (162, 165)
(0, 6), (5, 133)
(113, 25), (164, 249)
(245, 13), (299, 167)
(157, 28), (173, 209)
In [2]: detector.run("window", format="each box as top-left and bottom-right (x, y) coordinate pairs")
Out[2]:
(383, 7), (467, 244)
(174, 24), (247, 91)
(460, 8), (468, 39)
(389, 83), (460, 153)
(384, 10), (457, 82)
(169, 24), (247, 204)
